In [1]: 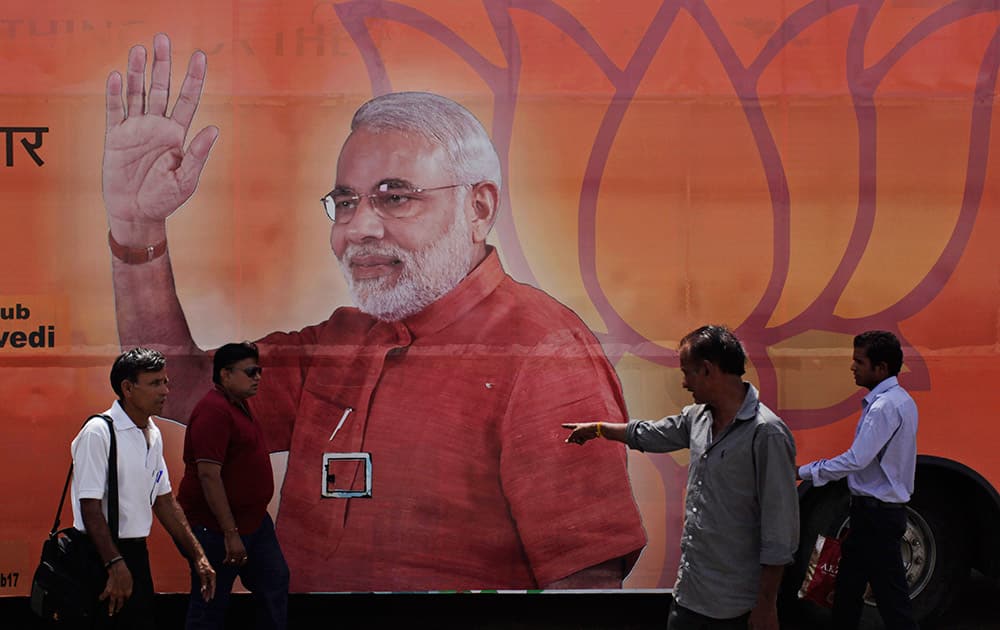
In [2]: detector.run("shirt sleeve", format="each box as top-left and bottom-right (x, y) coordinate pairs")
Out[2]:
(187, 399), (233, 465)
(799, 399), (901, 486)
(625, 411), (693, 453)
(250, 326), (316, 452)
(754, 423), (800, 566)
(499, 326), (647, 587)
(72, 418), (112, 500)
(156, 450), (173, 496)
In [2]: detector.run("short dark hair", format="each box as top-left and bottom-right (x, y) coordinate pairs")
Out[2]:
(213, 342), (260, 385)
(854, 330), (903, 376)
(110, 348), (166, 400)
(680, 325), (746, 375)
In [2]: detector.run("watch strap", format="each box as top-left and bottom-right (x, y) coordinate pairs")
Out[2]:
(108, 230), (167, 264)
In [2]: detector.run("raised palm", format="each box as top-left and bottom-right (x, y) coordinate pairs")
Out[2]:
(103, 34), (218, 229)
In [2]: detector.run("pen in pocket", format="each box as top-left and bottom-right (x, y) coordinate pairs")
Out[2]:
(329, 407), (353, 441)
(149, 469), (163, 504)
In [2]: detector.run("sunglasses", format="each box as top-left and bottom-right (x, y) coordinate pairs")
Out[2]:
(230, 365), (263, 378)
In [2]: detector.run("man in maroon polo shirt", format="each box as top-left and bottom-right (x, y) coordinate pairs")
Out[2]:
(177, 342), (288, 629)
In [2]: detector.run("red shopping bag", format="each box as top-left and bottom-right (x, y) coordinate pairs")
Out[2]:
(798, 533), (842, 608)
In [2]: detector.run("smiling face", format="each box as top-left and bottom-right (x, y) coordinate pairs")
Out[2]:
(329, 128), (479, 321)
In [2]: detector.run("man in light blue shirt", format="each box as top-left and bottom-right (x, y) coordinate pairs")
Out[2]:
(798, 330), (918, 630)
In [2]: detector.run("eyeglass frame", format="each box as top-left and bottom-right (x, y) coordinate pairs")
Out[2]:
(227, 365), (263, 378)
(320, 181), (475, 224)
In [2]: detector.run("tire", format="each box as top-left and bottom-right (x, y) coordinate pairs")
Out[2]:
(787, 480), (971, 624)
(905, 483), (971, 619)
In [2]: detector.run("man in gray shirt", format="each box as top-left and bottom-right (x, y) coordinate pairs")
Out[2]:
(564, 325), (799, 629)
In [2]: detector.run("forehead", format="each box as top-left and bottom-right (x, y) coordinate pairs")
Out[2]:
(228, 357), (258, 369)
(336, 128), (448, 190)
(135, 369), (167, 384)
(852, 346), (870, 362)
(678, 346), (694, 367)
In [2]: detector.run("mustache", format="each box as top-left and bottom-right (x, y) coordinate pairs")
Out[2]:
(341, 243), (409, 261)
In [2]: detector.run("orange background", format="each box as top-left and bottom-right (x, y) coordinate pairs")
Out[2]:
(1, 0), (998, 594)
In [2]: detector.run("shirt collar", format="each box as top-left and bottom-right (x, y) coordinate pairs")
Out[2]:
(402, 246), (506, 339)
(863, 375), (899, 406)
(213, 384), (253, 417)
(107, 399), (147, 431)
(734, 382), (761, 422)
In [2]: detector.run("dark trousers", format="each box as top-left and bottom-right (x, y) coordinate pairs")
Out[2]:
(185, 513), (289, 630)
(667, 602), (750, 629)
(81, 538), (154, 630)
(833, 501), (918, 630)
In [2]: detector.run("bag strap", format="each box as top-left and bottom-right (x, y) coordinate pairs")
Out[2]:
(48, 462), (74, 536)
(103, 415), (119, 542)
(50, 414), (119, 541)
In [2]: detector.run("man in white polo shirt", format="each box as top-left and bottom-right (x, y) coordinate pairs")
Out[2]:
(71, 348), (216, 628)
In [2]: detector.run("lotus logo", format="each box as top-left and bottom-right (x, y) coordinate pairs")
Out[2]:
(320, 0), (998, 585)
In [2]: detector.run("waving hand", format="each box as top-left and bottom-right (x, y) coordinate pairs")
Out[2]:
(103, 33), (218, 240)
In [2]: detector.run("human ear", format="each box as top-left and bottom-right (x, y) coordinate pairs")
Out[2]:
(468, 181), (499, 243)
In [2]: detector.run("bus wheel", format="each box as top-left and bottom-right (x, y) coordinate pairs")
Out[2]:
(904, 485), (970, 619)
(795, 482), (970, 623)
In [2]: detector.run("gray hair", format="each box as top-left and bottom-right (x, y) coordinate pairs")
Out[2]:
(351, 92), (503, 193)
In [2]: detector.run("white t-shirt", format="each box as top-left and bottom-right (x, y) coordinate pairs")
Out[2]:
(71, 401), (173, 538)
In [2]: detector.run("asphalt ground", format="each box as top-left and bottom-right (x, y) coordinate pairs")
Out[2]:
(4, 571), (997, 628)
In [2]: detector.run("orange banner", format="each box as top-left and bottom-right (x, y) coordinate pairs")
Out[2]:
(1, 0), (999, 597)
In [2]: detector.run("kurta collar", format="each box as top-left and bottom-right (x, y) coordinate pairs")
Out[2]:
(401, 246), (506, 339)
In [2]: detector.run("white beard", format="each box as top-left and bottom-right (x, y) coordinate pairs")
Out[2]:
(337, 209), (476, 321)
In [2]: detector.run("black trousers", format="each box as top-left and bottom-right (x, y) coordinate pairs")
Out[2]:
(667, 602), (750, 630)
(833, 501), (918, 630)
(79, 538), (155, 630)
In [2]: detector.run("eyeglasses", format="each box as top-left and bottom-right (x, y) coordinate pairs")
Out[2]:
(229, 365), (263, 378)
(321, 182), (470, 224)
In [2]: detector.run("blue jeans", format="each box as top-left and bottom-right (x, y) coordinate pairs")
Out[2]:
(186, 513), (288, 630)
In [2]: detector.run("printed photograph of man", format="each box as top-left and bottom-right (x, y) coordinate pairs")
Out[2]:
(102, 34), (646, 592)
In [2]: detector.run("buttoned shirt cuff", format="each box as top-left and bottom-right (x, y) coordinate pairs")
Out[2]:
(798, 463), (813, 482)
(623, 420), (641, 450)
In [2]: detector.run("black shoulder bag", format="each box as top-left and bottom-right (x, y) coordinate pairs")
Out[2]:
(30, 414), (119, 622)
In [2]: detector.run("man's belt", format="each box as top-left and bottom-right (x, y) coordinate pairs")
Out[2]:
(850, 495), (906, 509)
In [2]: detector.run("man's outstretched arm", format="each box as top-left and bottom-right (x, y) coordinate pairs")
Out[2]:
(104, 33), (218, 420)
(562, 421), (628, 445)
